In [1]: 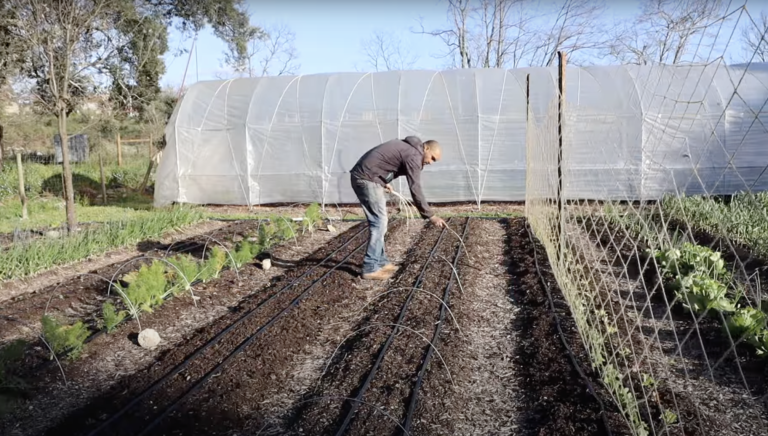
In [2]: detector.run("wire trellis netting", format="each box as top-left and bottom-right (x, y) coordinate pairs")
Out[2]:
(526, 4), (768, 436)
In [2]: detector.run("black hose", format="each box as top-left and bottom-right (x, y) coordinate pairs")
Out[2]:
(334, 218), (454, 436)
(402, 217), (471, 434)
(85, 224), (369, 436)
(525, 221), (616, 436)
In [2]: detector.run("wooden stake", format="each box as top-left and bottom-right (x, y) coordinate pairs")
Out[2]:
(16, 152), (27, 220)
(556, 51), (566, 263)
(99, 154), (107, 205)
(149, 134), (153, 159)
(117, 132), (123, 167)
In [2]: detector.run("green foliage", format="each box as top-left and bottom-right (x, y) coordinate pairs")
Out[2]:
(117, 261), (168, 314)
(673, 274), (735, 314)
(257, 220), (280, 251)
(0, 207), (203, 281)
(228, 239), (259, 270)
(661, 192), (768, 259)
(41, 315), (90, 361)
(167, 253), (201, 292)
(602, 363), (648, 436)
(199, 246), (227, 281)
(654, 242), (728, 281)
(108, 4), (169, 120)
(654, 244), (736, 315)
(725, 306), (767, 342)
(101, 302), (127, 334)
(0, 339), (27, 418)
(301, 203), (323, 235)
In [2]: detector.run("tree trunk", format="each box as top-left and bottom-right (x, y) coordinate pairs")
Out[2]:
(57, 109), (77, 233)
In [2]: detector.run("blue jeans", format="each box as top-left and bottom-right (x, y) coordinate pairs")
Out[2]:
(351, 175), (389, 274)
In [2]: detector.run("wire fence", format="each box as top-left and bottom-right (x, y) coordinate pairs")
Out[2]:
(0, 132), (161, 202)
(526, 5), (768, 436)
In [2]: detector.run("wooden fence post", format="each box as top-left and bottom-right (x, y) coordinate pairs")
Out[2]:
(556, 51), (567, 264)
(16, 152), (27, 220)
(99, 154), (107, 205)
(117, 132), (123, 167)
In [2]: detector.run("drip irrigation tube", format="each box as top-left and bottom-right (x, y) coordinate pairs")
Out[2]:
(135, 231), (370, 436)
(85, 224), (369, 436)
(525, 222), (616, 436)
(334, 218), (455, 436)
(402, 217), (472, 434)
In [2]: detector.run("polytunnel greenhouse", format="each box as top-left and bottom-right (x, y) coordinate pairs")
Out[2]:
(153, 63), (768, 207)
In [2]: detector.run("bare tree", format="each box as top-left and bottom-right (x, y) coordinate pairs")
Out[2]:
(222, 22), (300, 78)
(415, 0), (608, 69)
(740, 10), (768, 63)
(528, 0), (608, 67)
(608, 0), (728, 65)
(415, 0), (473, 68)
(360, 30), (417, 71)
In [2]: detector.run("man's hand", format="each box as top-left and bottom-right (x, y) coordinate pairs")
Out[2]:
(429, 216), (447, 228)
(384, 184), (393, 194)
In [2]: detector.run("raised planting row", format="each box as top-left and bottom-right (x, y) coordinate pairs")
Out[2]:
(15, 216), (636, 436)
(660, 192), (768, 259)
(41, 220), (378, 436)
(0, 207), (204, 281)
(287, 217), (468, 435)
(0, 209), (326, 421)
(282, 217), (629, 436)
(603, 203), (768, 358)
(590, 207), (768, 434)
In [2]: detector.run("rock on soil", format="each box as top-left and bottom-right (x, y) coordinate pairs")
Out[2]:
(138, 329), (161, 350)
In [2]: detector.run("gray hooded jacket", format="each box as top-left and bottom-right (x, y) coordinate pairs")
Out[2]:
(350, 136), (433, 219)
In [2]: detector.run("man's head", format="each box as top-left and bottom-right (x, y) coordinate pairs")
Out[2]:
(423, 140), (442, 166)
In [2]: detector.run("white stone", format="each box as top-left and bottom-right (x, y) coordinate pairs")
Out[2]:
(138, 328), (161, 350)
(327, 224), (337, 234)
(44, 230), (61, 239)
(262, 258), (272, 270)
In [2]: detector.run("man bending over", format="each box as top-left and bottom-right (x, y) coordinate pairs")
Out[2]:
(349, 135), (447, 281)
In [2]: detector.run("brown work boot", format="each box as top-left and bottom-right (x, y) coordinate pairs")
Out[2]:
(380, 263), (398, 273)
(362, 268), (393, 281)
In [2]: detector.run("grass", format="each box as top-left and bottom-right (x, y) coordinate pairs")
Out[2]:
(660, 192), (768, 258)
(0, 207), (204, 281)
(0, 195), (156, 233)
(0, 159), (149, 200)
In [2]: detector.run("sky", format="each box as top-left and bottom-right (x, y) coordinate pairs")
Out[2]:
(160, 0), (767, 89)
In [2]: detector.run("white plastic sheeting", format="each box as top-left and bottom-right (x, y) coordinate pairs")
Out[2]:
(154, 64), (768, 207)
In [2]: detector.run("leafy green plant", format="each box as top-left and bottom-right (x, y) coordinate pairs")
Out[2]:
(655, 243), (728, 281)
(302, 203), (323, 235)
(167, 253), (201, 293)
(116, 261), (168, 314)
(228, 239), (259, 269)
(0, 207), (203, 281)
(0, 339), (27, 417)
(724, 306), (767, 341)
(257, 221), (280, 252)
(101, 302), (128, 334)
(662, 409), (678, 425)
(673, 273), (735, 315)
(41, 315), (90, 360)
(199, 246), (227, 281)
(276, 217), (298, 242)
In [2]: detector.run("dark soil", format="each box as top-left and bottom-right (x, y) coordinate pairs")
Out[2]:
(505, 218), (630, 436)
(0, 219), (262, 346)
(42, 221), (379, 436)
(284, 218), (463, 436)
(582, 215), (768, 435)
